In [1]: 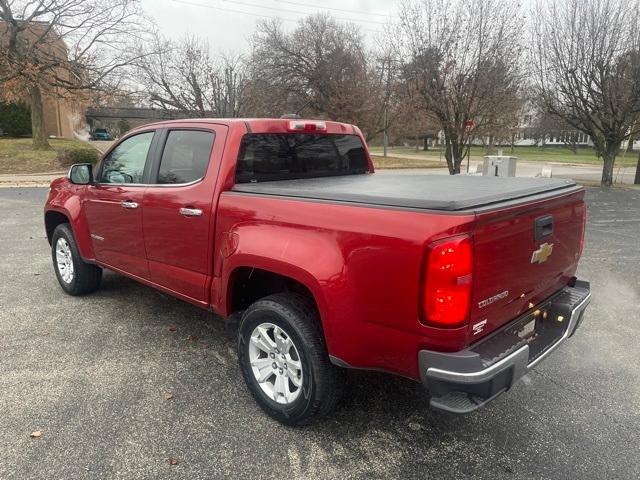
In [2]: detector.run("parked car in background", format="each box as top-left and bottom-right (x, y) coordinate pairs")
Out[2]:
(91, 128), (112, 141)
(44, 118), (591, 425)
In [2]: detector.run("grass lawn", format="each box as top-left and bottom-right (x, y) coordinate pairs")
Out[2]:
(371, 154), (443, 169)
(369, 145), (640, 167)
(0, 137), (99, 174)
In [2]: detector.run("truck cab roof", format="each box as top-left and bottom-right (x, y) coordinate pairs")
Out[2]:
(132, 118), (358, 135)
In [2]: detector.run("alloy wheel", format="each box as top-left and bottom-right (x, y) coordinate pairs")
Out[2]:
(248, 322), (304, 405)
(55, 237), (74, 284)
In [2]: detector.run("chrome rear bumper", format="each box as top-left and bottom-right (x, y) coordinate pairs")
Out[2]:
(418, 280), (591, 414)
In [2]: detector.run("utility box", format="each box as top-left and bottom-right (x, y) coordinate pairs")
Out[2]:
(483, 156), (517, 177)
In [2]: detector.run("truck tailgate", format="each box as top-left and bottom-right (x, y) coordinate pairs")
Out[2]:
(469, 188), (586, 341)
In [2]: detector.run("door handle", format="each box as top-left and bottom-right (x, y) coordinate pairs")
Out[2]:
(121, 200), (139, 209)
(180, 207), (203, 217)
(534, 215), (553, 241)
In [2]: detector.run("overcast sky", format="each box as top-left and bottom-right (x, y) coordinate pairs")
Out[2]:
(140, 0), (401, 52)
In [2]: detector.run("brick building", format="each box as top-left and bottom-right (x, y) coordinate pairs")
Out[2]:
(0, 20), (87, 139)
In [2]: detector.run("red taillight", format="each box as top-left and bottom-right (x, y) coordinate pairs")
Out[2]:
(422, 235), (473, 328)
(579, 207), (587, 257)
(288, 121), (327, 132)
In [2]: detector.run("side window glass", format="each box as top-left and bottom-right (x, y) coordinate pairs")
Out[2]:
(98, 132), (154, 184)
(157, 130), (215, 184)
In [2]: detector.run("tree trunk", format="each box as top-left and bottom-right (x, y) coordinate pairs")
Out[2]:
(634, 150), (640, 185)
(444, 131), (465, 174)
(28, 84), (50, 150)
(486, 135), (495, 155)
(453, 140), (464, 174)
(444, 138), (455, 174)
(600, 143), (619, 187)
(627, 134), (635, 153)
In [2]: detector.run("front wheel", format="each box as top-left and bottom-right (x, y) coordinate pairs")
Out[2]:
(51, 223), (102, 295)
(237, 293), (344, 425)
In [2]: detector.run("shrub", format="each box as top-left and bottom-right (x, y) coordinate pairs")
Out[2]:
(0, 102), (32, 137)
(56, 146), (100, 167)
(117, 118), (131, 136)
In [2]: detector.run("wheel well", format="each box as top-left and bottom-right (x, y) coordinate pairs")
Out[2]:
(229, 267), (318, 315)
(45, 211), (70, 244)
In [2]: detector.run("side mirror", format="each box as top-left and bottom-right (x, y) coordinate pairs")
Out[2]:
(68, 163), (93, 185)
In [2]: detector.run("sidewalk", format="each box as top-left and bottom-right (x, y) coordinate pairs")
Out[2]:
(0, 172), (65, 188)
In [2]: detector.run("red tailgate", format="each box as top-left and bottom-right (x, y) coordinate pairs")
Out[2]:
(469, 189), (586, 341)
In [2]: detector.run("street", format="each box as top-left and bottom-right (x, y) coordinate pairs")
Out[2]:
(0, 187), (638, 479)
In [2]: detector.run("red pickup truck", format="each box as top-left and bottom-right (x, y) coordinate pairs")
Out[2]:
(44, 119), (591, 425)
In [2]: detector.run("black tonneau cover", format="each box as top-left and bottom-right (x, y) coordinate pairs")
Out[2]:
(231, 174), (578, 211)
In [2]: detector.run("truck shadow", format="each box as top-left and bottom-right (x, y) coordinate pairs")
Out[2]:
(95, 271), (482, 433)
(91, 271), (540, 478)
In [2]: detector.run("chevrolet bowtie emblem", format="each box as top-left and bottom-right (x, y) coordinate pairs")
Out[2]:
(531, 242), (553, 264)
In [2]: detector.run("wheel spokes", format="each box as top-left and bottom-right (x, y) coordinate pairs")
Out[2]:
(273, 373), (291, 403)
(285, 355), (301, 371)
(251, 326), (276, 354)
(286, 368), (302, 388)
(273, 326), (291, 352)
(55, 238), (74, 283)
(252, 358), (275, 383)
(248, 322), (304, 405)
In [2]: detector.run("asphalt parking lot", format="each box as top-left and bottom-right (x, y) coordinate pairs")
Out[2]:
(1, 187), (639, 479)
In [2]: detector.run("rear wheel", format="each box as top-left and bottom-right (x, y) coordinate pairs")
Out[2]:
(237, 293), (344, 425)
(51, 223), (102, 295)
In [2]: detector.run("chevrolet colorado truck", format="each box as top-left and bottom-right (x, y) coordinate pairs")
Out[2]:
(44, 119), (591, 425)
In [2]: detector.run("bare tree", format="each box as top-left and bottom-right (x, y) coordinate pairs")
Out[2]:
(387, 100), (439, 150)
(360, 47), (406, 142)
(395, 0), (524, 174)
(530, 109), (589, 154)
(251, 15), (366, 120)
(249, 14), (400, 140)
(0, 0), (150, 149)
(474, 93), (527, 154)
(138, 34), (248, 118)
(531, 0), (640, 186)
(210, 55), (246, 117)
(88, 83), (145, 109)
(240, 72), (289, 119)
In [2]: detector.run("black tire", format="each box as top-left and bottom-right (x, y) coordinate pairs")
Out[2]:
(51, 223), (102, 295)
(237, 293), (345, 425)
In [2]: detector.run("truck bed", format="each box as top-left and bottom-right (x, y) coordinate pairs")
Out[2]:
(232, 174), (578, 211)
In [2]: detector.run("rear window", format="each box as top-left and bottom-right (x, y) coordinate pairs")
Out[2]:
(235, 133), (368, 183)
